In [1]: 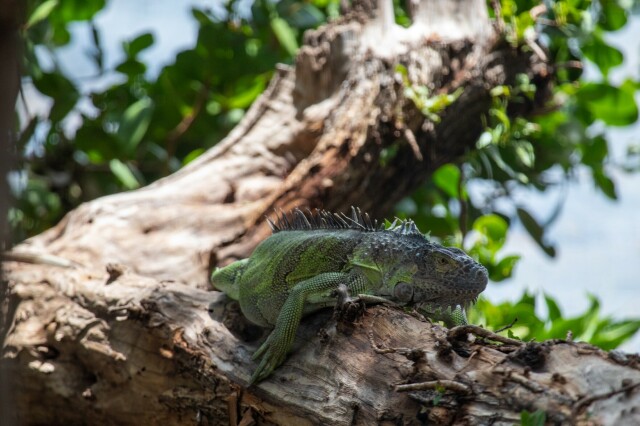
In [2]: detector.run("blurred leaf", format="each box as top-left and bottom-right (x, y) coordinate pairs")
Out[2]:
(514, 140), (535, 168)
(598, 0), (627, 31)
(592, 167), (618, 200)
(75, 123), (120, 163)
(577, 82), (638, 126)
(109, 159), (140, 189)
(432, 164), (460, 198)
(516, 207), (556, 257)
(124, 32), (154, 57)
(271, 17), (298, 56)
(544, 293), (562, 322)
(26, 0), (59, 28)
(53, 0), (106, 22)
(116, 59), (146, 76)
(581, 32), (623, 77)
(32, 72), (79, 121)
(592, 320), (640, 350)
(580, 135), (608, 166)
(226, 75), (268, 109)
(32, 71), (77, 101)
(117, 98), (154, 154)
(491, 255), (520, 282)
(183, 148), (205, 165)
(473, 214), (508, 246)
(191, 8), (212, 25)
(521, 410), (546, 426)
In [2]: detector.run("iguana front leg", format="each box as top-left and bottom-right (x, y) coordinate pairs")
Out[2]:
(250, 271), (369, 384)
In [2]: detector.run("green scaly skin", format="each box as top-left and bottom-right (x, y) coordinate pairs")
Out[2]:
(211, 209), (488, 384)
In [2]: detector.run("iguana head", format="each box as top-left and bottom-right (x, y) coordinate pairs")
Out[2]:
(382, 219), (488, 310)
(408, 244), (488, 308)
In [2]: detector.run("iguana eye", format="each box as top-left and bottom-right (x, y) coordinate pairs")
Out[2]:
(394, 282), (414, 303)
(434, 254), (456, 272)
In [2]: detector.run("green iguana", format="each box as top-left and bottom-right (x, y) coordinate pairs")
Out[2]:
(211, 208), (488, 383)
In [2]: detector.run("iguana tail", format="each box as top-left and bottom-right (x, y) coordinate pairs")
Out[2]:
(211, 259), (249, 301)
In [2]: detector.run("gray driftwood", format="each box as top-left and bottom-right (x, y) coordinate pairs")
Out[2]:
(3, 1), (639, 425)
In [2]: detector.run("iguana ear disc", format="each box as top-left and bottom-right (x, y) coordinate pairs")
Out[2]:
(394, 282), (414, 303)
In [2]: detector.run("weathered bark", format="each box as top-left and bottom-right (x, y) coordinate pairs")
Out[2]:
(3, 0), (639, 425)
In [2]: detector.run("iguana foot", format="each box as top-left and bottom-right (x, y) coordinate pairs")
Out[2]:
(332, 284), (366, 323)
(250, 330), (289, 384)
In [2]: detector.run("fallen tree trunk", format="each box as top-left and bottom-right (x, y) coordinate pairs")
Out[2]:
(3, 263), (640, 425)
(3, 0), (639, 425)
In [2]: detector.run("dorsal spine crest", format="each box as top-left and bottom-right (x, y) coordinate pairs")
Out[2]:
(266, 207), (426, 238)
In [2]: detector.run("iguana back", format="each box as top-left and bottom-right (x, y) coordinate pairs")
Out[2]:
(236, 229), (363, 327)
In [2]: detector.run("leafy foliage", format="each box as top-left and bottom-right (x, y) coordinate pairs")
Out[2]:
(397, 0), (639, 250)
(392, 0), (640, 348)
(12, 0), (335, 238)
(469, 293), (640, 351)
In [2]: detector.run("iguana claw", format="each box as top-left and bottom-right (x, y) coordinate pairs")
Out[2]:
(250, 331), (289, 384)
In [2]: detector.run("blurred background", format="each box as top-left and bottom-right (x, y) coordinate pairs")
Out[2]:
(9, 0), (640, 350)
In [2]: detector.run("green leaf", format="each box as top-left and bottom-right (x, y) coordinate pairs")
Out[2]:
(116, 59), (147, 76)
(26, 0), (59, 28)
(514, 140), (535, 168)
(124, 33), (155, 58)
(183, 148), (205, 165)
(51, 25), (71, 46)
(491, 255), (520, 282)
(577, 82), (638, 126)
(521, 409), (546, 426)
(544, 293), (562, 322)
(598, 0), (627, 31)
(191, 8), (212, 25)
(227, 75), (267, 109)
(75, 122), (120, 164)
(592, 167), (618, 200)
(473, 214), (508, 248)
(32, 71), (78, 100)
(117, 98), (154, 154)
(32, 72), (79, 121)
(516, 207), (556, 257)
(271, 17), (298, 56)
(53, 0), (106, 22)
(432, 164), (460, 198)
(581, 33), (623, 77)
(592, 320), (640, 350)
(580, 135), (608, 166)
(109, 159), (140, 190)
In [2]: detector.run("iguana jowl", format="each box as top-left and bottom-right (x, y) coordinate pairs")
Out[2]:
(211, 208), (488, 383)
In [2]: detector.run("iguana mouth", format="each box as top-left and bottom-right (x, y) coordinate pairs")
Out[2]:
(417, 293), (479, 311)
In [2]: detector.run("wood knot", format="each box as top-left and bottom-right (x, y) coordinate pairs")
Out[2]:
(105, 263), (127, 284)
(509, 342), (547, 370)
